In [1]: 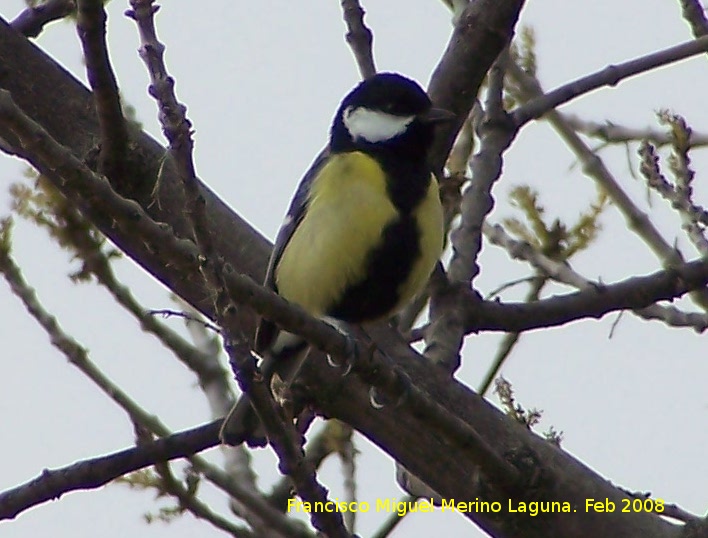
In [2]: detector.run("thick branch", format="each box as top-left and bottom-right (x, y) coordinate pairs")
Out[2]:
(0, 15), (270, 338)
(427, 0), (526, 171)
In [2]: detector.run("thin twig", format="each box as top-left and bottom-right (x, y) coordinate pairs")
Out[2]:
(638, 141), (708, 256)
(512, 36), (708, 126)
(0, 418), (220, 520)
(335, 424), (357, 533)
(623, 489), (701, 523)
(265, 424), (339, 511)
(10, 0), (75, 38)
(340, 0), (377, 79)
(506, 60), (708, 312)
(149, 308), (223, 334)
(483, 221), (708, 332)
(678, 0), (708, 37)
(128, 4), (350, 537)
(152, 462), (252, 538)
(478, 275), (546, 396)
(0, 241), (310, 537)
(223, 338), (352, 538)
(484, 223), (593, 289)
(76, 0), (129, 183)
(9, 182), (228, 383)
(176, 301), (262, 529)
(562, 113), (708, 148)
(370, 494), (417, 538)
(463, 257), (708, 332)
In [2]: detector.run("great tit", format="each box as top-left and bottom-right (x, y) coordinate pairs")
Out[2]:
(221, 72), (451, 444)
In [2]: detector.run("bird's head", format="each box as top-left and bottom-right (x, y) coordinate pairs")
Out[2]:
(330, 73), (454, 159)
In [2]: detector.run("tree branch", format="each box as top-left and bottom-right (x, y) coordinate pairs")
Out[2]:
(340, 0), (376, 79)
(464, 257), (708, 332)
(0, 5), (687, 535)
(76, 0), (129, 183)
(427, 0), (526, 171)
(513, 36), (708, 126)
(484, 221), (708, 332)
(678, 0), (708, 37)
(506, 59), (708, 313)
(10, 0), (75, 38)
(562, 113), (708, 148)
(0, 420), (221, 520)
(126, 4), (350, 536)
(427, 52), (514, 372)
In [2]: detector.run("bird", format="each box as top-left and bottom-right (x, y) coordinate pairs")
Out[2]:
(220, 72), (452, 445)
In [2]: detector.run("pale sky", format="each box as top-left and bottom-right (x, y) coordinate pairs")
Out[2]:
(1, 1), (706, 537)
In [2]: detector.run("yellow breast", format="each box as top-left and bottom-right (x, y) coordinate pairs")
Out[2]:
(275, 151), (443, 320)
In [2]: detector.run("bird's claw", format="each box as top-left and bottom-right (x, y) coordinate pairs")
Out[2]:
(325, 334), (358, 376)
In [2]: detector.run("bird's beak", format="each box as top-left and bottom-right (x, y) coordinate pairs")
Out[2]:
(419, 107), (456, 125)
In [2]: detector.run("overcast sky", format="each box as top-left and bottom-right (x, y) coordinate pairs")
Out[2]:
(1, 1), (706, 537)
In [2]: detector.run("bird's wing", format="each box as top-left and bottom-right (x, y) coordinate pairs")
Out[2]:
(254, 147), (330, 354)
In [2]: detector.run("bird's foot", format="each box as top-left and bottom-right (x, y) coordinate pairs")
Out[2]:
(325, 335), (357, 376)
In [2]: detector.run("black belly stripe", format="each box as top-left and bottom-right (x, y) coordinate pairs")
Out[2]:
(327, 213), (419, 322)
(326, 147), (432, 322)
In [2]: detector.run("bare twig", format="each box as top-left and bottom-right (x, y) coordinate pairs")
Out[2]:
(0, 419), (221, 520)
(427, 52), (514, 372)
(149, 308), (222, 334)
(636, 304), (708, 332)
(0, 239), (309, 537)
(484, 221), (708, 332)
(176, 304), (262, 529)
(370, 494), (417, 538)
(266, 424), (339, 511)
(484, 223), (592, 289)
(464, 257), (708, 332)
(638, 141), (708, 256)
(678, 0), (708, 37)
(10, 0), (75, 38)
(477, 275), (546, 396)
(224, 339), (352, 538)
(448, 52), (509, 284)
(335, 424), (357, 533)
(427, 0), (525, 172)
(562, 113), (708, 148)
(151, 463), (251, 537)
(76, 0), (129, 183)
(513, 36), (708, 126)
(623, 489), (701, 523)
(127, 4), (350, 537)
(29, 196), (225, 380)
(340, 0), (376, 79)
(506, 60), (708, 312)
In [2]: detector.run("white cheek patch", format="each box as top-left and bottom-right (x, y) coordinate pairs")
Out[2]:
(343, 106), (415, 143)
